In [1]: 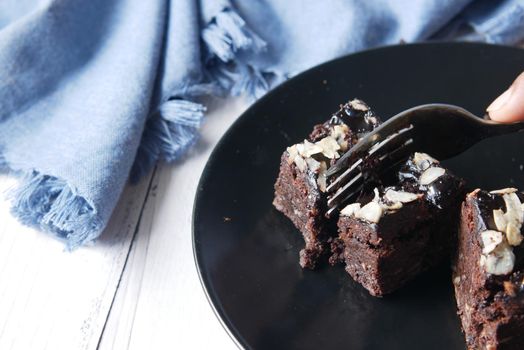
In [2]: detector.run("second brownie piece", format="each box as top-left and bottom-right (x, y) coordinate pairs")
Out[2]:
(334, 153), (466, 296)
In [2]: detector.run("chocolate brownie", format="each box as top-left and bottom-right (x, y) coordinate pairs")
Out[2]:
(453, 188), (524, 350)
(273, 99), (380, 268)
(334, 153), (466, 296)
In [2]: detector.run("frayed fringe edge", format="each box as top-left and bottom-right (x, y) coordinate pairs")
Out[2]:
(202, 7), (275, 101)
(130, 98), (206, 181)
(131, 6), (274, 180)
(7, 170), (101, 249)
(202, 9), (266, 63)
(207, 61), (273, 101)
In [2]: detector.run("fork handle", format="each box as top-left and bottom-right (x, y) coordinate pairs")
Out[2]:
(482, 122), (524, 138)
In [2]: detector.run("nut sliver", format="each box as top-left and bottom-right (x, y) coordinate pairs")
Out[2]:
(419, 167), (445, 185)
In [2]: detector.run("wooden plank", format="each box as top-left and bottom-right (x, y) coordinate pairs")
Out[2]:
(99, 97), (248, 350)
(0, 169), (153, 350)
(96, 171), (160, 350)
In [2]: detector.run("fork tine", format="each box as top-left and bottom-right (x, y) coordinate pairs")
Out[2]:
(325, 136), (415, 214)
(327, 172), (363, 207)
(326, 114), (415, 178)
(326, 182), (364, 218)
(326, 158), (363, 193)
(326, 124), (413, 195)
(383, 138), (414, 161)
(374, 138), (415, 174)
(367, 124), (413, 157)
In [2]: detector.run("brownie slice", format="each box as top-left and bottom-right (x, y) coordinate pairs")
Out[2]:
(273, 99), (380, 268)
(454, 188), (524, 350)
(334, 153), (465, 296)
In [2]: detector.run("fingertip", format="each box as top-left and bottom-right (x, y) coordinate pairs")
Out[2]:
(487, 89), (513, 121)
(487, 72), (524, 123)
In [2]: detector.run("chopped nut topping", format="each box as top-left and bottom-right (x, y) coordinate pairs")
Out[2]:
(300, 140), (323, 157)
(340, 203), (361, 216)
(490, 192), (524, 249)
(287, 144), (308, 171)
(342, 187), (422, 223)
(413, 152), (438, 171)
(384, 189), (421, 204)
(286, 121), (350, 175)
(480, 230), (504, 254)
(468, 188), (481, 197)
(503, 192), (522, 214)
(341, 197), (388, 223)
(453, 276), (461, 285)
(316, 161), (328, 192)
(316, 137), (341, 158)
(485, 190), (524, 276)
(479, 227), (516, 275)
(355, 201), (383, 223)
(480, 254), (486, 267)
(483, 242), (515, 275)
(372, 187), (380, 202)
(294, 156), (307, 172)
(380, 201), (403, 210)
(286, 145), (298, 164)
(419, 167), (445, 185)
(331, 124), (350, 151)
(490, 188), (518, 194)
(348, 99), (369, 111)
(332, 124), (348, 136)
(493, 209), (507, 232)
(366, 115), (379, 125)
(305, 158), (321, 172)
(506, 223), (523, 246)
(286, 145), (307, 171)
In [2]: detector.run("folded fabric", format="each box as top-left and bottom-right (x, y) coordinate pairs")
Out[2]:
(0, 0), (523, 248)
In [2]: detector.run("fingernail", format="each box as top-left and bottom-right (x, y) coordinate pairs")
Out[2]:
(487, 87), (514, 112)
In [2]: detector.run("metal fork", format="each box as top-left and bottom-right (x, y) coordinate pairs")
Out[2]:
(325, 104), (524, 217)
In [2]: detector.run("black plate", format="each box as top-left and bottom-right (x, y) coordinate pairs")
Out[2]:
(193, 43), (524, 349)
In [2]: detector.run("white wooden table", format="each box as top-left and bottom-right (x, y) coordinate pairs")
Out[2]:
(0, 97), (248, 350)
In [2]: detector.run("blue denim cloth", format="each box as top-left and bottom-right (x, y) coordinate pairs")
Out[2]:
(0, 0), (522, 247)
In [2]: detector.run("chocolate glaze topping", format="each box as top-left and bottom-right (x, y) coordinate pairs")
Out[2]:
(328, 99), (380, 136)
(308, 99), (382, 168)
(472, 190), (524, 230)
(473, 190), (524, 280)
(399, 158), (465, 209)
(455, 189), (524, 310)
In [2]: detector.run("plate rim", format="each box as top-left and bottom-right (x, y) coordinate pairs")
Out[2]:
(191, 41), (524, 349)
